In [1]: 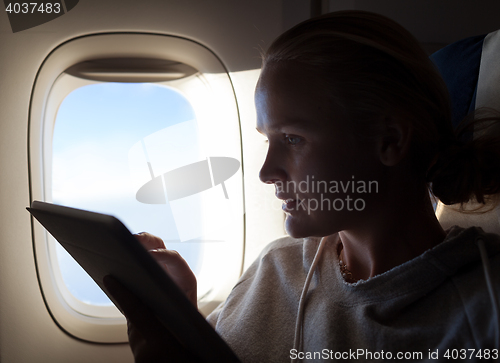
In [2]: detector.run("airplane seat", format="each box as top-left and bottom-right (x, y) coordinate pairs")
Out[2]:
(430, 30), (500, 235)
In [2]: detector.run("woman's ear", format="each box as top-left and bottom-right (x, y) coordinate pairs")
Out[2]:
(377, 117), (412, 166)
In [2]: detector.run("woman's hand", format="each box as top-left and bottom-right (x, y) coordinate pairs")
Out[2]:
(103, 233), (200, 362)
(103, 276), (201, 363)
(135, 232), (198, 308)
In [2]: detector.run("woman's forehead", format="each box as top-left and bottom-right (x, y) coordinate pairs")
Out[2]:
(257, 61), (317, 90)
(255, 62), (345, 133)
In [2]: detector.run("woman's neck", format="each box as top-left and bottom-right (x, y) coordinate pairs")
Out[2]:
(337, 196), (446, 282)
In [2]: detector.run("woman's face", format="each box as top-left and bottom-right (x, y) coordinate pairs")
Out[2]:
(255, 62), (383, 238)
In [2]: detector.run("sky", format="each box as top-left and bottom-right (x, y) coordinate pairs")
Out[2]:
(52, 82), (205, 305)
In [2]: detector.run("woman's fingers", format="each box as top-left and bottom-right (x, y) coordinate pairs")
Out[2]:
(134, 232), (166, 250)
(134, 233), (190, 277)
(149, 249), (194, 279)
(133, 233), (198, 307)
(149, 249), (198, 307)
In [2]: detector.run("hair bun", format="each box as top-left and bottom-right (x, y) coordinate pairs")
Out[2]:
(429, 119), (500, 206)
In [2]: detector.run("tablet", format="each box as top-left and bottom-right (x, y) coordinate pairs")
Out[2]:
(27, 200), (239, 362)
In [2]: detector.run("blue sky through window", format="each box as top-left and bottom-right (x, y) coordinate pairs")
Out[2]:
(52, 82), (202, 305)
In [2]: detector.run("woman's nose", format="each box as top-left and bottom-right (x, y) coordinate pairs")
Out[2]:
(259, 145), (286, 185)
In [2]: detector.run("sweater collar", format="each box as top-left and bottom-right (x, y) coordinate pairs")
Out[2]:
(306, 226), (500, 304)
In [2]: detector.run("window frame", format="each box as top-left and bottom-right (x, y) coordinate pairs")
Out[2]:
(28, 33), (244, 343)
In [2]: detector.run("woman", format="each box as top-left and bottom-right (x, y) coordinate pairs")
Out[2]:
(106, 10), (500, 362)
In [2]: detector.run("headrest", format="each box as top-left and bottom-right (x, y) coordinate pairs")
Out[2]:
(430, 34), (486, 128)
(430, 31), (500, 234)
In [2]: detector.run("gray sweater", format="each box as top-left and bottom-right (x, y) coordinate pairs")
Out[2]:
(207, 227), (500, 362)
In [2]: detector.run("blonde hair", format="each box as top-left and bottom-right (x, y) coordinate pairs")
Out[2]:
(262, 10), (500, 207)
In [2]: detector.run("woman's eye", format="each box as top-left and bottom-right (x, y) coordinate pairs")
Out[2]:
(285, 135), (302, 145)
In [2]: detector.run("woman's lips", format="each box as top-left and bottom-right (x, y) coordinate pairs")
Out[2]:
(282, 198), (298, 212)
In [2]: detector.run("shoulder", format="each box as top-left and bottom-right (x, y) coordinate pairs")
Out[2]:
(438, 227), (500, 347)
(258, 235), (306, 258)
(206, 235), (311, 327)
(248, 235), (329, 274)
(428, 226), (500, 272)
(422, 226), (500, 307)
(445, 226), (500, 281)
(238, 235), (307, 282)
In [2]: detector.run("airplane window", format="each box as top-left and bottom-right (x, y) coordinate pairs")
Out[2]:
(29, 34), (245, 342)
(53, 83), (200, 305)
(49, 76), (244, 318)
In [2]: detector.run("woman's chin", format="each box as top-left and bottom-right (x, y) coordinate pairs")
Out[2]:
(284, 215), (314, 239)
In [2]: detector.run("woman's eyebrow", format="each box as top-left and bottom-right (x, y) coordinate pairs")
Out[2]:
(256, 119), (315, 134)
